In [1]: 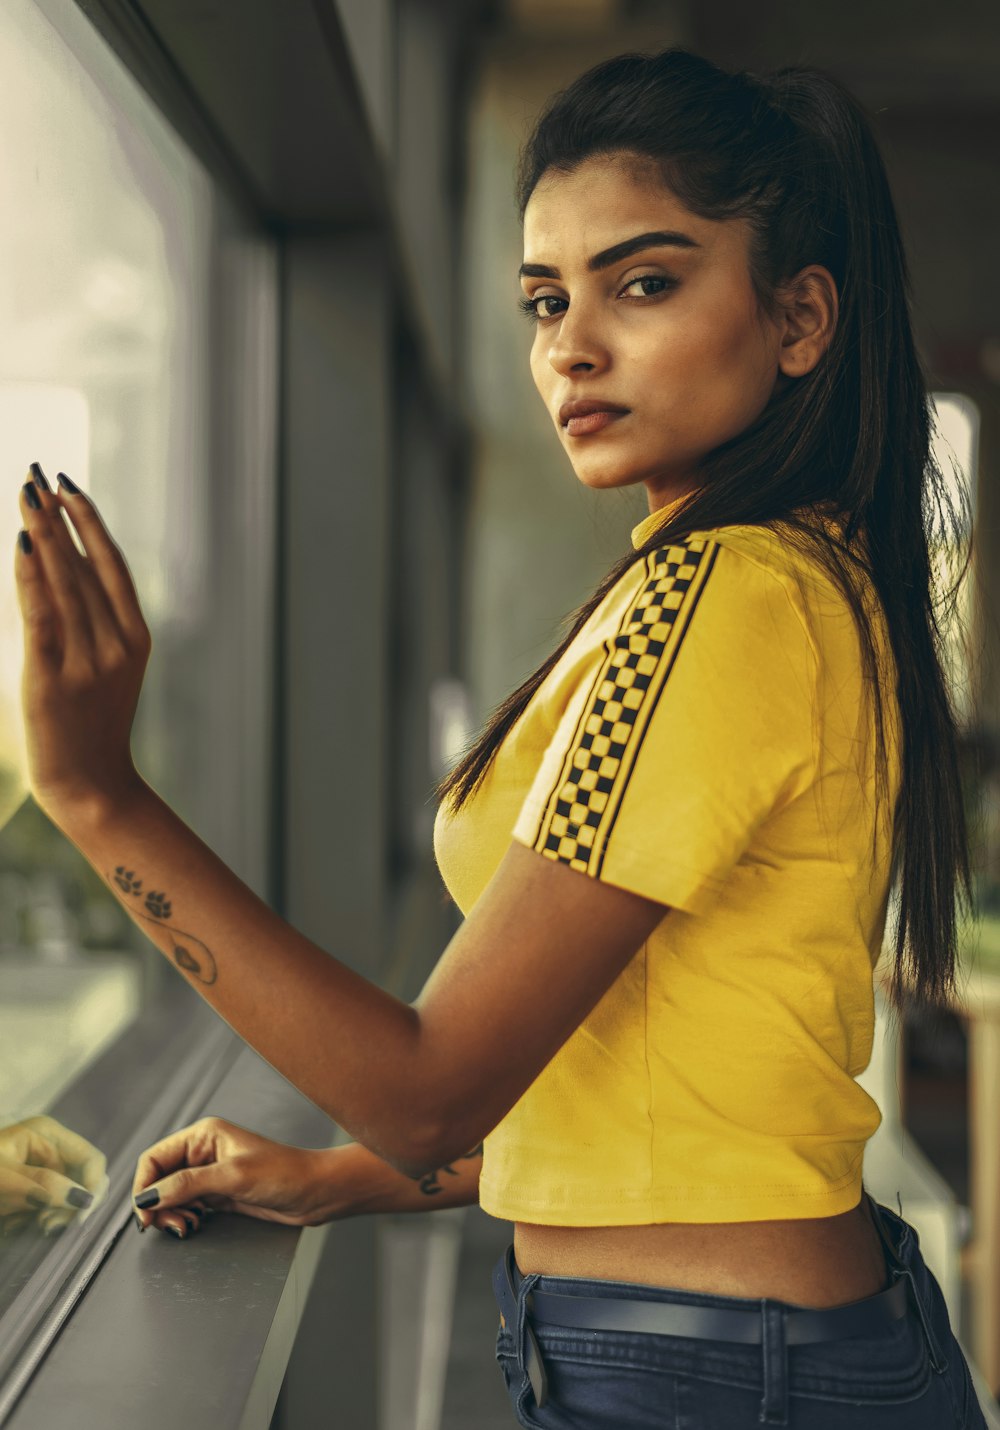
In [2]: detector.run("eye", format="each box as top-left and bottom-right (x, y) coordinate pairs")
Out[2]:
(517, 274), (678, 323)
(517, 293), (566, 322)
(621, 274), (677, 299)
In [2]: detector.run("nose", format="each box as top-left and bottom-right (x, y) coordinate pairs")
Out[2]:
(544, 303), (609, 379)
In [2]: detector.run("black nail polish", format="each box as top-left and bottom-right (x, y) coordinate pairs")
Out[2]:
(26, 1192), (47, 1210)
(18, 530), (32, 555)
(134, 1212), (145, 1233)
(23, 482), (41, 510)
(134, 1187), (160, 1209)
(30, 462), (50, 491)
(168, 1227), (184, 1239)
(66, 1186), (94, 1209)
(56, 472), (80, 495)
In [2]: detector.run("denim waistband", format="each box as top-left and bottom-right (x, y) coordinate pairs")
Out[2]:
(491, 1190), (950, 1427)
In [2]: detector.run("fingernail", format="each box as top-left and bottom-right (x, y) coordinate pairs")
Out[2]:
(23, 482), (41, 511)
(18, 530), (32, 555)
(29, 462), (50, 492)
(168, 1227), (184, 1239)
(66, 1186), (93, 1209)
(25, 1192), (47, 1210)
(134, 1188), (160, 1209)
(57, 472), (80, 495)
(134, 1212), (145, 1233)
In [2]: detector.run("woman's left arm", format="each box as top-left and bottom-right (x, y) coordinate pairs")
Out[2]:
(14, 473), (667, 1182)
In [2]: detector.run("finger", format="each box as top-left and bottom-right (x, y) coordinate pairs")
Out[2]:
(15, 516), (63, 670)
(132, 1119), (222, 1225)
(0, 1155), (66, 1212)
(147, 1199), (213, 1232)
(51, 478), (152, 652)
(133, 1164), (234, 1219)
(0, 1126), (62, 1175)
(23, 474), (127, 654)
(27, 466), (86, 560)
(19, 481), (96, 670)
(17, 1165), (96, 1214)
(39, 1207), (75, 1236)
(151, 1206), (203, 1238)
(21, 1118), (108, 1192)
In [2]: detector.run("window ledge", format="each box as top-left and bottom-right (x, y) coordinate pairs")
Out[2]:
(6, 1044), (341, 1430)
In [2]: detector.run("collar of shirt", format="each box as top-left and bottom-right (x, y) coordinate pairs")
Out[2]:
(629, 492), (693, 550)
(630, 494), (850, 551)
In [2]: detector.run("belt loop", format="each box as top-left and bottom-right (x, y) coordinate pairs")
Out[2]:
(758, 1300), (789, 1425)
(897, 1263), (949, 1374)
(515, 1267), (538, 1375)
(513, 1259), (549, 1409)
(868, 1191), (948, 1374)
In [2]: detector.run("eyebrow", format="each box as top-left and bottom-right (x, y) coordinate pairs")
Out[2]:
(518, 229), (702, 280)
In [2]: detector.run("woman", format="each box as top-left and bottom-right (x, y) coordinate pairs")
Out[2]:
(13, 45), (986, 1430)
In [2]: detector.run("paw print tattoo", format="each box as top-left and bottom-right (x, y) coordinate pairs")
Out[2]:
(143, 891), (172, 920)
(106, 866), (217, 986)
(112, 872), (171, 921)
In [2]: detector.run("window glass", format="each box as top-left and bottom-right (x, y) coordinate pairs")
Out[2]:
(927, 391), (979, 730)
(0, 0), (274, 1303)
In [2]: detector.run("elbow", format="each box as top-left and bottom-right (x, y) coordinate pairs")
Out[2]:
(391, 1129), (453, 1184)
(374, 1116), (456, 1185)
(403, 1124), (484, 1184)
(388, 1118), (480, 1185)
(380, 1139), (445, 1185)
(388, 1150), (441, 1183)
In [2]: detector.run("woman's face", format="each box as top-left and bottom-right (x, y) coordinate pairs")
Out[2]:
(519, 153), (826, 512)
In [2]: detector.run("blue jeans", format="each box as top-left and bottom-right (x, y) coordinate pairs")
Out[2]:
(491, 1191), (989, 1427)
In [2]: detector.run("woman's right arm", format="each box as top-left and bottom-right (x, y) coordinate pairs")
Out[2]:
(324, 1137), (484, 1219)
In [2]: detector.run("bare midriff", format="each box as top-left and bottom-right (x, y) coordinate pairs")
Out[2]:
(514, 1193), (891, 1310)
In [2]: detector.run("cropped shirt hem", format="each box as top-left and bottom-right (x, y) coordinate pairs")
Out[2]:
(478, 1156), (866, 1226)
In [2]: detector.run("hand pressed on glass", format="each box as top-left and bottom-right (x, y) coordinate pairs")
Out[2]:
(13, 465), (152, 822)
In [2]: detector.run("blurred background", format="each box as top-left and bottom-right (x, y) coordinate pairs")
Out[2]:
(0, 1), (998, 1427)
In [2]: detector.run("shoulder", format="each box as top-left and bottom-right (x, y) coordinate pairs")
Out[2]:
(612, 521), (824, 685)
(619, 520), (816, 623)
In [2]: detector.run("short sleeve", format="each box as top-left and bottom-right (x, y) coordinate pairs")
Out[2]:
(510, 537), (818, 916)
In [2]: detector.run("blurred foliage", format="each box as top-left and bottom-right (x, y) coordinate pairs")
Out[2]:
(0, 795), (134, 953)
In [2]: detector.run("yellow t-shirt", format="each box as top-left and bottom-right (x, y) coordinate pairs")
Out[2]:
(432, 496), (903, 1224)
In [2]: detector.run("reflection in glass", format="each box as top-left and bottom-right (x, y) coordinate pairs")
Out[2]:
(0, 0), (219, 1310)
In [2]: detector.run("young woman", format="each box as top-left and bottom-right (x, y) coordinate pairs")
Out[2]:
(13, 45), (986, 1430)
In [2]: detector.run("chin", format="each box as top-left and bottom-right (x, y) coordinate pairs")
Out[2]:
(567, 455), (657, 493)
(570, 468), (638, 493)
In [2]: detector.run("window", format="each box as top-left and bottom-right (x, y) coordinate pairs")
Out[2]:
(0, 0), (277, 1317)
(927, 391), (979, 731)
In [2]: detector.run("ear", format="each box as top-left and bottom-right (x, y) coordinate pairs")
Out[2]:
(775, 265), (839, 379)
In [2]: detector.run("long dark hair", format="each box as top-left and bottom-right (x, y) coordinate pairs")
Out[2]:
(436, 48), (976, 1022)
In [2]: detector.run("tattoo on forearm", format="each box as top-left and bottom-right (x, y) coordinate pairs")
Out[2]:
(414, 1142), (484, 1197)
(107, 865), (218, 986)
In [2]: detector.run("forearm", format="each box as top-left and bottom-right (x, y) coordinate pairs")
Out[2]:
(49, 779), (431, 1177)
(323, 1140), (484, 1219)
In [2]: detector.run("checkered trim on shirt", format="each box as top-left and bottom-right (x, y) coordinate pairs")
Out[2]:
(523, 535), (722, 876)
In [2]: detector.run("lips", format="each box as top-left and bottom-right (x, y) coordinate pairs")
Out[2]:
(559, 399), (630, 426)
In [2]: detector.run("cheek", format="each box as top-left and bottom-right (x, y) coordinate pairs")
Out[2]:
(529, 341), (552, 398)
(647, 304), (772, 412)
